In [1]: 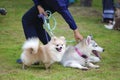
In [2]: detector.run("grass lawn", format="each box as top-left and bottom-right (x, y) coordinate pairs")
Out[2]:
(0, 0), (120, 80)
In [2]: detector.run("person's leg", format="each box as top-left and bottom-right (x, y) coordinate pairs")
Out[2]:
(22, 6), (39, 39)
(22, 5), (55, 44)
(17, 5), (55, 64)
(17, 6), (42, 64)
(34, 2), (56, 44)
(35, 20), (51, 44)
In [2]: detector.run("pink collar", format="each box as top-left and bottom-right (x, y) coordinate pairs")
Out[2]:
(74, 47), (88, 59)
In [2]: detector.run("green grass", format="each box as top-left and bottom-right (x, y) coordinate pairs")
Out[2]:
(0, 0), (120, 80)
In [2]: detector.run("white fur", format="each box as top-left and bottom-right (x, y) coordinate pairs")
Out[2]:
(88, 56), (100, 63)
(44, 36), (66, 62)
(22, 38), (39, 54)
(21, 38), (40, 67)
(61, 36), (104, 70)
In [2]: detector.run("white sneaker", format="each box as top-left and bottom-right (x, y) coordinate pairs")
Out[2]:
(104, 24), (114, 30)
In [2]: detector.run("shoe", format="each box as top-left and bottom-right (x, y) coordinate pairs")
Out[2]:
(0, 8), (7, 15)
(16, 59), (39, 65)
(104, 24), (113, 29)
(16, 59), (22, 64)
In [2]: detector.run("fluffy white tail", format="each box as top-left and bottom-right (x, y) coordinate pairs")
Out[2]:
(22, 38), (39, 54)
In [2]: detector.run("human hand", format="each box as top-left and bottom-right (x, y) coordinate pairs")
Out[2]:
(73, 29), (83, 42)
(37, 5), (47, 16)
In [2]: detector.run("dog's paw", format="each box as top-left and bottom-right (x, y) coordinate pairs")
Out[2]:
(81, 67), (89, 71)
(95, 65), (100, 69)
(92, 65), (100, 69)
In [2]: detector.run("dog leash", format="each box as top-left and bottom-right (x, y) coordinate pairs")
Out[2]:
(38, 10), (76, 43)
(38, 10), (56, 37)
(38, 10), (57, 42)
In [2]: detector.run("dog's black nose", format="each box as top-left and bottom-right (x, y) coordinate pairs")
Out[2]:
(60, 47), (62, 49)
(103, 49), (105, 52)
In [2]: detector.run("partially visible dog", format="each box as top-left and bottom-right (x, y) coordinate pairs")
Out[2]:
(113, 18), (120, 30)
(61, 35), (104, 70)
(21, 36), (66, 70)
(113, 8), (120, 30)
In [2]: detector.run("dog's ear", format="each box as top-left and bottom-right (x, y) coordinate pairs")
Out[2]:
(59, 36), (66, 42)
(51, 36), (57, 41)
(86, 36), (92, 45)
(89, 34), (93, 40)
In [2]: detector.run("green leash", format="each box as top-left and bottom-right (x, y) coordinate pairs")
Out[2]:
(40, 10), (75, 43)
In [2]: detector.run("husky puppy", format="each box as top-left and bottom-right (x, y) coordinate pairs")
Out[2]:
(21, 36), (66, 70)
(61, 36), (104, 70)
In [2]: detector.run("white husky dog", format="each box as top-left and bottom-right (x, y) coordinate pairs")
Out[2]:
(61, 35), (104, 70)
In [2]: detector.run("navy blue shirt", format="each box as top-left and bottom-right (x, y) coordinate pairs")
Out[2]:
(33, 0), (77, 30)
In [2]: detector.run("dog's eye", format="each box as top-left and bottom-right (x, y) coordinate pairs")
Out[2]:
(56, 44), (59, 46)
(61, 44), (63, 46)
(94, 45), (98, 47)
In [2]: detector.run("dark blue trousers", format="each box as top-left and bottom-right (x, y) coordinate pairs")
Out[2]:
(102, 0), (114, 10)
(102, 0), (114, 22)
(22, 4), (55, 44)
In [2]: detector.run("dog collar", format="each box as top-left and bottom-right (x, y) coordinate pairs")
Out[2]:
(74, 47), (88, 59)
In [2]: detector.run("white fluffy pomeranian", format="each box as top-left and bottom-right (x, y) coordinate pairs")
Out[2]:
(20, 36), (66, 70)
